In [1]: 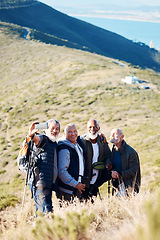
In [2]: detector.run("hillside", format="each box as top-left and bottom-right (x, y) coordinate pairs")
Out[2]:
(0, 0), (37, 7)
(0, 1), (160, 71)
(0, 20), (160, 240)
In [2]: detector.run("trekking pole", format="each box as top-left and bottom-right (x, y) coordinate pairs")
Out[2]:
(21, 140), (33, 212)
(97, 188), (102, 201)
(21, 162), (30, 211)
(108, 180), (111, 197)
(21, 182), (28, 211)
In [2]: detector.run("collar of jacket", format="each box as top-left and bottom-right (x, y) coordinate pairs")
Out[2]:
(113, 140), (127, 154)
(84, 134), (101, 143)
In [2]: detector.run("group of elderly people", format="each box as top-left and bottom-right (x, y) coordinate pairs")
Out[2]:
(19, 119), (141, 214)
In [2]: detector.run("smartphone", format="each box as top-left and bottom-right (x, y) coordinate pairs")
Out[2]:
(35, 122), (48, 130)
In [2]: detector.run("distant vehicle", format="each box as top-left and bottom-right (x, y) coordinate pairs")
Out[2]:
(121, 75), (139, 84)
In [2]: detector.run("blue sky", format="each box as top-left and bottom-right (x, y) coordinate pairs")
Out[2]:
(40, 0), (160, 8)
(39, 0), (160, 22)
(39, 0), (160, 20)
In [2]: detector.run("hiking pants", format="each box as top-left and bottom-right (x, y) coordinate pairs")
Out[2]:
(29, 184), (53, 213)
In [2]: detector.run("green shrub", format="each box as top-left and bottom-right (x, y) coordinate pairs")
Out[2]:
(2, 161), (8, 167)
(1, 145), (7, 151)
(138, 192), (160, 240)
(0, 137), (6, 144)
(10, 177), (24, 189)
(14, 173), (21, 179)
(32, 209), (95, 240)
(0, 194), (19, 211)
(12, 145), (20, 151)
(11, 154), (18, 160)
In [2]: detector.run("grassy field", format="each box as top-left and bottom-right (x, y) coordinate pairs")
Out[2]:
(0, 21), (160, 239)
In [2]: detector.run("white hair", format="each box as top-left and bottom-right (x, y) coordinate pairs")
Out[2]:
(64, 123), (77, 134)
(47, 119), (60, 130)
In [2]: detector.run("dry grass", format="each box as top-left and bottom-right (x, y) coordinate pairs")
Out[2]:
(1, 189), (159, 240)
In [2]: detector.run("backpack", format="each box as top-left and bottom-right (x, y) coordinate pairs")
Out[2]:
(17, 134), (48, 176)
(17, 135), (33, 172)
(17, 135), (47, 198)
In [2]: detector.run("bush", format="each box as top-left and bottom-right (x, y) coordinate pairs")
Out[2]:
(2, 161), (8, 167)
(32, 209), (95, 240)
(138, 191), (160, 240)
(0, 194), (19, 211)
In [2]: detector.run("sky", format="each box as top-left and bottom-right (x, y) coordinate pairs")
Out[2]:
(39, 0), (160, 21)
(40, 0), (160, 9)
(39, 0), (160, 23)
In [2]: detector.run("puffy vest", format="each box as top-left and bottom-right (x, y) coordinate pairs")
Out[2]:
(58, 144), (79, 193)
(29, 135), (57, 189)
(58, 137), (87, 193)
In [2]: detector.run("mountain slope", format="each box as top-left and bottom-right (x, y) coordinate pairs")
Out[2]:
(0, 20), (160, 240)
(0, 1), (160, 71)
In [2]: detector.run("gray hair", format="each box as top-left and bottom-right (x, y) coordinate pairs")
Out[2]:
(46, 119), (60, 130)
(117, 128), (123, 136)
(64, 123), (77, 134)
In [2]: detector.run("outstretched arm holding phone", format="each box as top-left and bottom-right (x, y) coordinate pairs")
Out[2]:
(28, 122), (41, 145)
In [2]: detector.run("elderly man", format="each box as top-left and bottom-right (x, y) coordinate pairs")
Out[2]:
(110, 128), (141, 195)
(82, 119), (112, 198)
(18, 119), (60, 214)
(57, 124), (87, 201)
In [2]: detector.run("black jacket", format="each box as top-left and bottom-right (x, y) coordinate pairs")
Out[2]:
(111, 140), (141, 193)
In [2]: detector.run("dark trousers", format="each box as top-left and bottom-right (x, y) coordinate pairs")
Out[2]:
(56, 189), (82, 202)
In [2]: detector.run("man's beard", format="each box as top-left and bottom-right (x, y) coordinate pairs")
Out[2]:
(49, 135), (59, 142)
(88, 132), (98, 140)
(110, 138), (120, 144)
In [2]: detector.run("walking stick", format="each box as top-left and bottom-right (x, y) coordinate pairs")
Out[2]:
(21, 140), (33, 211)
(108, 180), (111, 197)
(97, 188), (102, 201)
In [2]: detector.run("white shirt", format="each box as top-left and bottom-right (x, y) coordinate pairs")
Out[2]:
(90, 143), (99, 184)
(75, 143), (84, 182)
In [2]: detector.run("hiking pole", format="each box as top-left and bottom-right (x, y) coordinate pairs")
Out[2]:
(21, 181), (28, 211)
(21, 140), (33, 212)
(97, 188), (102, 201)
(108, 180), (111, 197)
